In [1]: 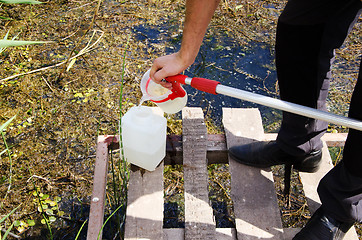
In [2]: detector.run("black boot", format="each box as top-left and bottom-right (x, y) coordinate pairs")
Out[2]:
(228, 141), (322, 171)
(228, 141), (322, 195)
(293, 207), (354, 240)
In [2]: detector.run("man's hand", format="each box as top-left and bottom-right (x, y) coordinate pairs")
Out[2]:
(150, 52), (192, 89)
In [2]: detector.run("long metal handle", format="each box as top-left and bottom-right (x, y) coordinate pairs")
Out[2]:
(166, 73), (362, 131)
(216, 84), (362, 131)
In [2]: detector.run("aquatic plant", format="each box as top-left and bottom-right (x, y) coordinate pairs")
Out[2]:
(108, 32), (131, 240)
(0, 3), (46, 237)
(28, 172), (53, 240)
(74, 219), (87, 240)
(0, 39), (47, 49)
(0, 115), (16, 207)
(0, 0), (41, 4)
(0, 0), (43, 30)
(97, 204), (124, 240)
(0, 204), (21, 240)
(0, 0), (46, 79)
(0, 116), (21, 239)
(0, 0), (360, 238)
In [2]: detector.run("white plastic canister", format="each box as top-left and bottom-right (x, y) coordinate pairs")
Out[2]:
(121, 106), (166, 171)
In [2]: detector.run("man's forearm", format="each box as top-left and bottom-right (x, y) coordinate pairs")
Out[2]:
(179, 0), (221, 65)
(150, 0), (220, 84)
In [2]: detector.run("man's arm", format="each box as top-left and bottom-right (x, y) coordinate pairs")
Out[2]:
(150, 0), (220, 88)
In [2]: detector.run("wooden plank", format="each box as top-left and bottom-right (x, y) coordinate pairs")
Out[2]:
(299, 142), (359, 240)
(321, 133), (347, 147)
(165, 132), (346, 165)
(124, 164), (164, 240)
(283, 228), (301, 239)
(222, 108), (284, 240)
(87, 135), (111, 240)
(299, 142), (334, 213)
(216, 228), (237, 240)
(163, 228), (237, 240)
(182, 107), (216, 239)
(264, 133), (347, 147)
(164, 228), (184, 240)
(204, 134), (228, 164)
(124, 107), (164, 240)
(165, 134), (228, 165)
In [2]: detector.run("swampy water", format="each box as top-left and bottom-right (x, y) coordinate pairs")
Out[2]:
(134, 23), (281, 131)
(0, 0), (360, 239)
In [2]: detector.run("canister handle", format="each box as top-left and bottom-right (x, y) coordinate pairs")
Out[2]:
(167, 80), (186, 100)
(166, 74), (220, 95)
(150, 78), (186, 103)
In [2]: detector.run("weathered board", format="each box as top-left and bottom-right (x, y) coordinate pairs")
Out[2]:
(87, 135), (110, 240)
(182, 107), (216, 239)
(124, 164), (164, 240)
(163, 228), (237, 240)
(264, 133), (347, 147)
(88, 107), (357, 240)
(299, 143), (359, 240)
(222, 108), (284, 240)
(124, 107), (164, 240)
(164, 133), (347, 165)
(263, 134), (358, 240)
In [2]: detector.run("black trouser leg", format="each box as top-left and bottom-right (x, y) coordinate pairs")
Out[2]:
(318, 58), (362, 223)
(343, 60), (362, 178)
(318, 161), (362, 223)
(275, 0), (362, 222)
(276, 0), (362, 156)
(275, 21), (329, 156)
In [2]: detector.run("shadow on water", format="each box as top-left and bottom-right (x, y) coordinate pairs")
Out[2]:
(164, 202), (185, 228)
(134, 23), (282, 130)
(211, 200), (235, 228)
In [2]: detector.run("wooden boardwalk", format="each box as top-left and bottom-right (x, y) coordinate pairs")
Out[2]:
(87, 107), (358, 240)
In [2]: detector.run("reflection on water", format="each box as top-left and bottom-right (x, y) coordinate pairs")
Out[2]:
(134, 24), (282, 131)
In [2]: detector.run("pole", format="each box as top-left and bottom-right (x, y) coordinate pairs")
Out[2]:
(216, 84), (362, 131)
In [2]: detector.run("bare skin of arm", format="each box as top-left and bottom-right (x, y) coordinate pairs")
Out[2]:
(150, 0), (221, 88)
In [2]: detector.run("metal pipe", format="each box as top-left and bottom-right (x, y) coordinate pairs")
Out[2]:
(216, 84), (362, 131)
